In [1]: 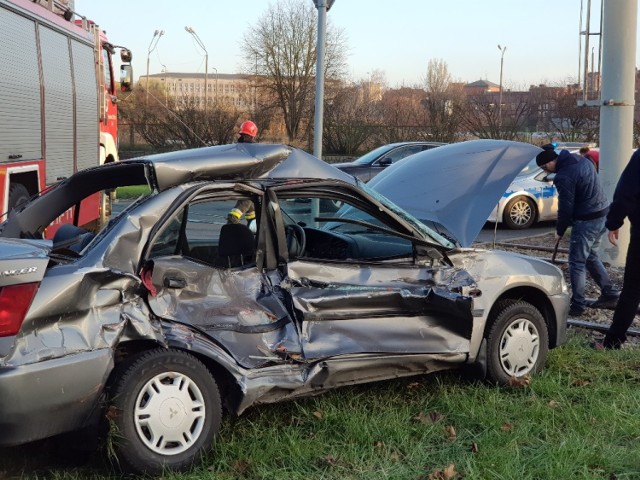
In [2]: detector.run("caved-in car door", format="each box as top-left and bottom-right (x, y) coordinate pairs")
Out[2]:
(278, 194), (474, 360)
(144, 191), (300, 368)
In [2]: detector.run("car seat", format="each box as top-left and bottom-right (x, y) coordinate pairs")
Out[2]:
(217, 223), (255, 268)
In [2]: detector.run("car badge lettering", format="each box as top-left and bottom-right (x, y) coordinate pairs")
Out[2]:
(0, 266), (38, 277)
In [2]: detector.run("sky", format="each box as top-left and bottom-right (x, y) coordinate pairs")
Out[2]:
(74, 0), (638, 90)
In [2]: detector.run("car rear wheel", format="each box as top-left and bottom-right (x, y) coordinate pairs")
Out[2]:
(8, 183), (30, 213)
(503, 196), (536, 229)
(485, 300), (549, 384)
(109, 349), (221, 474)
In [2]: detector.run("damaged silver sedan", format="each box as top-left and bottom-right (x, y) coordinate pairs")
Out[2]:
(0, 141), (568, 474)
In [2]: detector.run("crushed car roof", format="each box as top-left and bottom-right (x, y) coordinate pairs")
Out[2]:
(137, 143), (357, 191)
(368, 140), (543, 247)
(0, 144), (356, 238)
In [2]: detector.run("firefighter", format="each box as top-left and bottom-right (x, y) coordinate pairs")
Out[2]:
(228, 121), (258, 228)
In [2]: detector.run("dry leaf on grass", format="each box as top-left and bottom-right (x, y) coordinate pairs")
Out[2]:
(508, 375), (531, 388)
(428, 463), (458, 479)
(445, 425), (457, 442)
(570, 378), (591, 387)
(501, 422), (513, 432)
(232, 459), (250, 475)
(414, 411), (445, 424)
(312, 410), (323, 419)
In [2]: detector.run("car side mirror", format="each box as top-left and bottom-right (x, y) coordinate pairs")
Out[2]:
(378, 158), (392, 166)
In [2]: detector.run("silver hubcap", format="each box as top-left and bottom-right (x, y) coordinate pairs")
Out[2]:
(134, 372), (206, 455)
(509, 200), (532, 226)
(499, 318), (540, 376)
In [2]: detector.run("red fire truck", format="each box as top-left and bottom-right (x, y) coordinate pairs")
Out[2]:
(0, 0), (132, 233)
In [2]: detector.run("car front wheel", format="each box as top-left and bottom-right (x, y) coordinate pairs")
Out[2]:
(485, 300), (549, 384)
(109, 349), (221, 474)
(503, 196), (536, 229)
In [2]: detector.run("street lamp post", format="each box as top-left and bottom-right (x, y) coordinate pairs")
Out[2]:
(185, 26), (208, 114)
(146, 29), (164, 106)
(311, 0), (335, 159)
(497, 44), (507, 133)
(211, 67), (218, 105)
(160, 64), (168, 104)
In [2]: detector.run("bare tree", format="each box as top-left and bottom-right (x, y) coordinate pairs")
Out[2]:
(119, 84), (240, 149)
(421, 59), (463, 143)
(457, 91), (533, 140)
(531, 86), (599, 142)
(240, 0), (348, 143)
(323, 80), (381, 154)
(375, 87), (426, 143)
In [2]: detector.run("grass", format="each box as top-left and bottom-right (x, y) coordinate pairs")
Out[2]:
(114, 185), (151, 200)
(2, 332), (640, 479)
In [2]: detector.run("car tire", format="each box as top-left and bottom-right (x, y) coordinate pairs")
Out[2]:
(8, 183), (30, 213)
(503, 196), (536, 229)
(485, 300), (549, 384)
(109, 349), (221, 474)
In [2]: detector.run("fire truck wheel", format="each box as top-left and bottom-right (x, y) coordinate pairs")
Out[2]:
(8, 183), (30, 213)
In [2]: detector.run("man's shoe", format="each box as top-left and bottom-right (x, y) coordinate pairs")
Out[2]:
(590, 289), (621, 309)
(569, 306), (586, 317)
(592, 340), (622, 350)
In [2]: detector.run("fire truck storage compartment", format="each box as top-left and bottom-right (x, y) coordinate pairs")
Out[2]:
(0, 1), (99, 183)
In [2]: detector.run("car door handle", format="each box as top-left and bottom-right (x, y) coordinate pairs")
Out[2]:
(164, 277), (187, 289)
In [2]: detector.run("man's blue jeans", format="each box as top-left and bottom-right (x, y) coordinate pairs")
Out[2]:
(569, 217), (613, 310)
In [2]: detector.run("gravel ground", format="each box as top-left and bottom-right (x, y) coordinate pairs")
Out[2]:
(478, 232), (639, 348)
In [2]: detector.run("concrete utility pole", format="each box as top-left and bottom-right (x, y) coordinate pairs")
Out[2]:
(598, 0), (637, 267)
(311, 0), (334, 160)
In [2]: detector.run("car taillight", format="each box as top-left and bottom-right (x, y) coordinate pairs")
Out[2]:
(0, 283), (39, 337)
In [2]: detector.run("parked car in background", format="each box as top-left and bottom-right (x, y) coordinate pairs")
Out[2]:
(333, 141), (445, 182)
(0, 142), (567, 474)
(488, 144), (598, 229)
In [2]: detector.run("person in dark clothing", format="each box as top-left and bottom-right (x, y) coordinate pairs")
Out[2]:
(228, 121), (258, 227)
(536, 144), (619, 316)
(599, 149), (640, 349)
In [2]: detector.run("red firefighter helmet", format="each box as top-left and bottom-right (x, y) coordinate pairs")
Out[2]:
(239, 120), (258, 137)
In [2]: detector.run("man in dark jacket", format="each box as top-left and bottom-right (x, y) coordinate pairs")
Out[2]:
(536, 145), (619, 316)
(599, 149), (640, 348)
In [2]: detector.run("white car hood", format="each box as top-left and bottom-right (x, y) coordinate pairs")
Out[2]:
(368, 140), (542, 247)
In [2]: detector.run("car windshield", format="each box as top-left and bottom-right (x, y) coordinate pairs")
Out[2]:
(353, 181), (456, 249)
(351, 145), (395, 165)
(517, 157), (541, 177)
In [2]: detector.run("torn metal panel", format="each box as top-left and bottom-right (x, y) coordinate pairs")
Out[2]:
(232, 352), (468, 414)
(3, 265), (161, 366)
(139, 143), (357, 191)
(148, 257), (300, 368)
(285, 260), (475, 358)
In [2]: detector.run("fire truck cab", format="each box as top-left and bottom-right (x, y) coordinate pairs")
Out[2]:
(0, 0), (131, 231)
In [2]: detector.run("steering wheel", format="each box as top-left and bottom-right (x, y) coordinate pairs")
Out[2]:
(285, 223), (306, 258)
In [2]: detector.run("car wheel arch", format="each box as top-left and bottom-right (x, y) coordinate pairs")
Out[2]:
(109, 336), (240, 408)
(487, 286), (557, 348)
